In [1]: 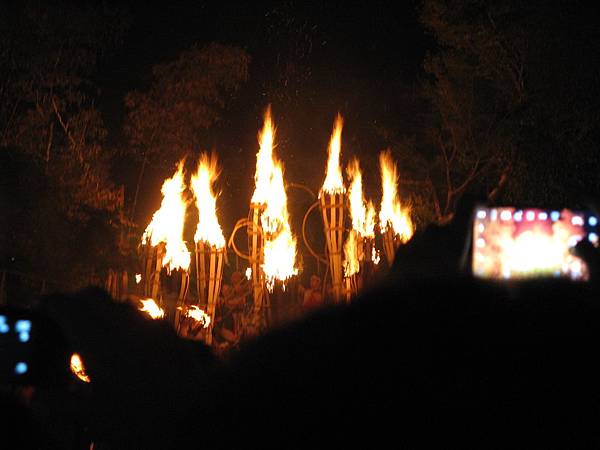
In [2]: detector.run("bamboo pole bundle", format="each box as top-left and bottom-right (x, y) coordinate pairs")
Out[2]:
(248, 203), (267, 329)
(344, 274), (358, 303)
(141, 242), (166, 299)
(142, 242), (154, 297)
(194, 241), (225, 345)
(174, 269), (191, 333)
(360, 237), (376, 288)
(319, 191), (345, 303)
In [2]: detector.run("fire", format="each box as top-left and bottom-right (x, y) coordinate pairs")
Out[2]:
(69, 353), (90, 383)
(190, 153), (226, 249)
(185, 305), (211, 329)
(379, 150), (413, 241)
(135, 274), (142, 284)
(139, 298), (165, 319)
(251, 106), (275, 204)
(261, 161), (298, 291)
(245, 267), (252, 280)
(365, 201), (376, 239)
(250, 107), (298, 291)
(371, 247), (381, 265)
(141, 161), (191, 272)
(321, 114), (345, 194)
(346, 158), (367, 236)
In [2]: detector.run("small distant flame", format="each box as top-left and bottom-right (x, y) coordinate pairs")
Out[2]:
(141, 161), (191, 272)
(135, 274), (142, 284)
(185, 305), (211, 329)
(245, 267), (252, 280)
(371, 247), (381, 265)
(70, 353), (90, 383)
(379, 150), (413, 242)
(321, 114), (345, 194)
(190, 153), (226, 249)
(139, 298), (165, 319)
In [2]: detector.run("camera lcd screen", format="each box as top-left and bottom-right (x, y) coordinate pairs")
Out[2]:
(472, 207), (598, 281)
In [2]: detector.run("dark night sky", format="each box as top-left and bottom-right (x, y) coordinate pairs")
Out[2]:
(95, 1), (431, 235)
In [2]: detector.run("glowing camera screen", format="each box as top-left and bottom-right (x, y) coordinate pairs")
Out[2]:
(472, 208), (599, 281)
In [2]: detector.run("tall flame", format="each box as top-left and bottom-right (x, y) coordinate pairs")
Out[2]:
(346, 158), (368, 236)
(190, 153), (226, 249)
(251, 107), (298, 290)
(344, 158), (367, 276)
(251, 106), (275, 205)
(262, 164), (298, 290)
(379, 150), (413, 242)
(321, 114), (345, 194)
(141, 161), (191, 272)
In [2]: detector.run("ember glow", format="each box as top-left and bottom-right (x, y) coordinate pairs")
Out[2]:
(139, 298), (165, 319)
(190, 153), (226, 249)
(141, 161), (191, 272)
(135, 273), (142, 284)
(70, 353), (90, 383)
(379, 150), (413, 242)
(321, 114), (345, 194)
(344, 230), (360, 277)
(252, 109), (298, 290)
(185, 305), (211, 329)
(472, 208), (590, 280)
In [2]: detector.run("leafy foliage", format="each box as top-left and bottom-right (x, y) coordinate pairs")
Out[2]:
(0, 2), (129, 289)
(124, 43), (250, 167)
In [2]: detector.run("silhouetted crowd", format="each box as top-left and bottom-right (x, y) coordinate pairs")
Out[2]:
(3, 204), (600, 449)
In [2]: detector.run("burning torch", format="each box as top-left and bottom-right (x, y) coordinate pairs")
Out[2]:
(378, 150), (413, 267)
(190, 153), (226, 345)
(320, 114), (346, 303)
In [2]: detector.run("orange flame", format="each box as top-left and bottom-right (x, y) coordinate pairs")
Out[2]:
(347, 158), (367, 235)
(379, 150), (413, 242)
(139, 298), (165, 319)
(261, 163), (298, 290)
(365, 200), (376, 239)
(69, 353), (91, 383)
(321, 114), (345, 194)
(185, 305), (211, 329)
(141, 161), (191, 272)
(190, 153), (225, 249)
(250, 108), (297, 290)
(251, 106), (275, 205)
